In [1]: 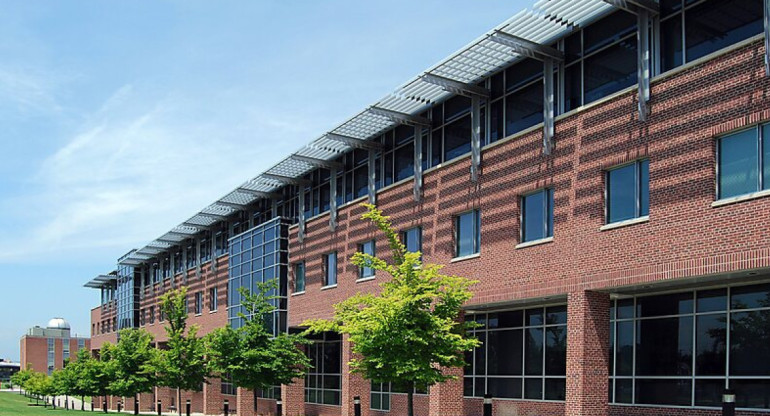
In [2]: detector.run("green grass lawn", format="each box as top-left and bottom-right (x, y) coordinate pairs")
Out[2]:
(0, 392), (90, 416)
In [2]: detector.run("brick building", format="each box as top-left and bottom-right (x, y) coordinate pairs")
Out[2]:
(85, 0), (770, 415)
(19, 318), (90, 375)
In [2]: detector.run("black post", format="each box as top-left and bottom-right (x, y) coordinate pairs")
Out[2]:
(118, 400), (122, 413)
(103, 399), (107, 413)
(276, 399), (283, 416)
(353, 395), (361, 416)
(186, 399), (191, 416)
(224, 399), (229, 416)
(157, 400), (162, 416)
(722, 389), (736, 416)
(483, 394), (493, 416)
(134, 396), (139, 415)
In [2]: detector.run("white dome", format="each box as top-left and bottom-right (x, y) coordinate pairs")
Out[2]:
(47, 318), (71, 330)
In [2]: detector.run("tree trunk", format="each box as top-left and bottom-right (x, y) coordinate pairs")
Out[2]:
(407, 390), (414, 416)
(177, 388), (182, 416)
(253, 388), (258, 414)
(82, 396), (85, 411)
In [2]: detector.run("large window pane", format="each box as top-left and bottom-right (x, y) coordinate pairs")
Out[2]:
(616, 321), (634, 376)
(524, 378), (542, 399)
(444, 115), (471, 161)
(522, 189), (553, 242)
(564, 64), (582, 112)
(695, 314), (726, 376)
(697, 288), (727, 313)
(730, 309), (770, 376)
(394, 143), (414, 182)
(584, 39), (637, 104)
(731, 283), (770, 309)
(545, 326), (567, 375)
(455, 210), (479, 257)
(719, 128), (759, 198)
(661, 14), (684, 72)
(635, 379), (692, 406)
(505, 82), (543, 137)
(488, 329), (523, 375)
(583, 10), (636, 55)
(487, 378), (521, 399)
(695, 379), (724, 407)
(525, 328), (544, 375)
(637, 292), (693, 317)
(607, 164), (637, 223)
(732, 380), (770, 409)
(685, 0), (763, 63)
(636, 316), (693, 376)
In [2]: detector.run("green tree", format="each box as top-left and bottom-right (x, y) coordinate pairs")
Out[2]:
(10, 368), (33, 395)
(108, 328), (159, 414)
(207, 280), (311, 414)
(156, 287), (209, 416)
(88, 344), (118, 413)
(64, 349), (95, 411)
(51, 367), (77, 409)
(303, 204), (480, 416)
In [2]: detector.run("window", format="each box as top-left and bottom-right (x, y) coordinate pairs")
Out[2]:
(606, 160), (649, 224)
(455, 210), (480, 258)
(200, 237), (211, 263)
(323, 252), (337, 287)
(521, 189), (554, 243)
(295, 262), (306, 293)
(186, 244), (196, 269)
(47, 338), (55, 375)
(195, 292), (203, 315)
(358, 240), (376, 279)
(215, 230), (229, 257)
(609, 283), (770, 409)
(718, 124), (769, 199)
(209, 287), (218, 312)
(402, 227), (422, 258)
(371, 382), (390, 411)
(149, 306), (155, 324)
(305, 332), (342, 405)
(465, 305), (568, 400)
(140, 309), (146, 326)
(221, 374), (237, 396)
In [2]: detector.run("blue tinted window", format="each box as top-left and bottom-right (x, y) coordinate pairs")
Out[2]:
(455, 210), (480, 257)
(719, 128), (759, 199)
(402, 227), (422, 256)
(584, 40), (637, 104)
(444, 116), (471, 161)
(324, 252), (337, 286)
(685, 0), (762, 63)
(607, 160), (649, 223)
(295, 262), (305, 293)
(522, 189), (553, 242)
(359, 240), (375, 278)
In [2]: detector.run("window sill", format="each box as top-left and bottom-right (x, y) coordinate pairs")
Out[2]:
(515, 237), (554, 249)
(356, 276), (376, 283)
(450, 253), (480, 263)
(600, 216), (649, 231)
(712, 189), (770, 207)
(209, 310), (218, 314)
(291, 291), (306, 296)
(320, 284), (338, 291)
(194, 313), (202, 317)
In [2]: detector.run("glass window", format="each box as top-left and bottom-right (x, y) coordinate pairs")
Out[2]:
(195, 292), (203, 315)
(505, 82), (543, 137)
(295, 262), (306, 293)
(402, 227), (422, 258)
(323, 252), (337, 286)
(455, 210), (480, 258)
(607, 160), (649, 224)
(521, 189), (553, 243)
(394, 143), (414, 182)
(444, 115), (471, 162)
(718, 126), (767, 199)
(358, 240), (375, 279)
(305, 333), (342, 406)
(684, 0), (762, 63)
(209, 287), (218, 312)
(371, 382), (390, 411)
(584, 39), (638, 105)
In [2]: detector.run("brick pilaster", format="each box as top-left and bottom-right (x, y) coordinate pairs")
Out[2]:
(282, 376), (305, 416)
(428, 366), (464, 416)
(341, 334), (370, 416)
(566, 290), (610, 416)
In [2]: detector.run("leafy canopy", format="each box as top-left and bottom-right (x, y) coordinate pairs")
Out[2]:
(107, 328), (159, 397)
(302, 204), (479, 391)
(207, 279), (311, 393)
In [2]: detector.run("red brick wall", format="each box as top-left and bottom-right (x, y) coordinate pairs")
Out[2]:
(19, 337), (47, 374)
(288, 40), (770, 416)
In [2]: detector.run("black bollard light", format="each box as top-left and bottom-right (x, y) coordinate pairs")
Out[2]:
(103, 399), (107, 414)
(224, 399), (229, 416)
(157, 400), (162, 416)
(118, 400), (123, 413)
(276, 399), (283, 416)
(134, 396), (139, 415)
(353, 395), (361, 416)
(722, 389), (736, 416)
(483, 393), (493, 416)
(186, 399), (191, 416)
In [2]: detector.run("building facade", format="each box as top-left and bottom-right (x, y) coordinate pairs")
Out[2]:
(86, 0), (770, 415)
(20, 318), (90, 376)
(0, 361), (20, 383)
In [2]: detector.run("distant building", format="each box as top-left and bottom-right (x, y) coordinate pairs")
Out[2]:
(0, 361), (20, 382)
(20, 318), (90, 375)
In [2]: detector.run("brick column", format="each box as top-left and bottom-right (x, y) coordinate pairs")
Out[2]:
(565, 290), (610, 416)
(282, 377), (305, 416)
(138, 392), (154, 413)
(204, 378), (223, 415)
(341, 334), (370, 416)
(428, 366), (464, 416)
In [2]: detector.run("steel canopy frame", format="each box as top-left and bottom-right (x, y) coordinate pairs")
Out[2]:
(122, 0), (618, 268)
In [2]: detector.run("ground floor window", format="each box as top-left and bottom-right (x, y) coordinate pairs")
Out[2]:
(221, 374), (236, 396)
(610, 282), (770, 409)
(305, 332), (342, 405)
(370, 382), (428, 412)
(464, 305), (567, 400)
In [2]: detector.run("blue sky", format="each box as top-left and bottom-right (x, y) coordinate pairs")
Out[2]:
(0, 0), (529, 361)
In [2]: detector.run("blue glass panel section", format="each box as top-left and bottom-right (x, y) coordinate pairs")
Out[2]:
(608, 164), (636, 223)
(523, 190), (546, 242)
(685, 0), (762, 63)
(584, 40), (637, 105)
(719, 128), (758, 198)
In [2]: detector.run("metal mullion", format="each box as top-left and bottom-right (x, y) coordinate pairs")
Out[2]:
(759, 125), (764, 191)
(541, 307), (546, 400)
(612, 300), (618, 403)
(521, 320), (526, 399)
(726, 285), (732, 390)
(632, 297), (637, 404)
(691, 291), (697, 406)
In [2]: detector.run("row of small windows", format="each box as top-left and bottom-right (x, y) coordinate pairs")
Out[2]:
(137, 288), (219, 326)
(293, 227), (423, 291)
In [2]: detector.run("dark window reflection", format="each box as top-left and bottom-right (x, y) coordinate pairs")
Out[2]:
(584, 40), (637, 104)
(636, 316), (693, 376)
(685, 0), (762, 63)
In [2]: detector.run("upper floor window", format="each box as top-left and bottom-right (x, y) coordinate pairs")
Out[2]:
(200, 238), (211, 263)
(149, 306), (155, 324)
(209, 287), (218, 312)
(215, 230), (229, 257)
(402, 226), (422, 258)
(455, 210), (481, 258)
(323, 252), (337, 287)
(195, 292), (203, 315)
(186, 244), (196, 269)
(358, 240), (376, 279)
(718, 124), (769, 199)
(521, 189), (554, 243)
(295, 262), (306, 293)
(606, 160), (649, 224)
